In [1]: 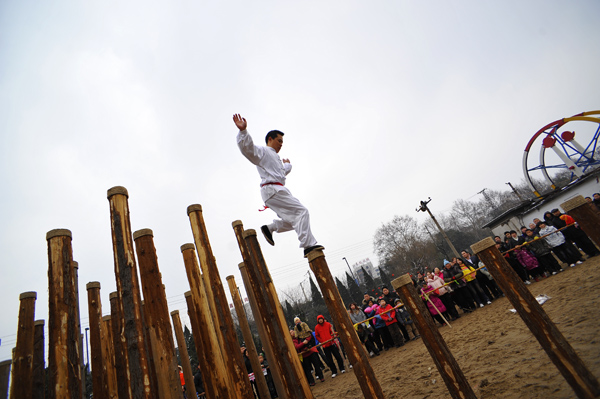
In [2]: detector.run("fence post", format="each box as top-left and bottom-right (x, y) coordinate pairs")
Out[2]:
(308, 250), (387, 399)
(87, 282), (109, 399)
(107, 186), (153, 399)
(391, 274), (476, 399)
(226, 275), (272, 399)
(187, 205), (254, 399)
(10, 291), (37, 399)
(108, 292), (131, 399)
(241, 229), (314, 399)
(169, 311), (197, 397)
(471, 237), (600, 399)
(47, 229), (82, 399)
(133, 229), (183, 399)
(180, 244), (231, 398)
(561, 195), (600, 247)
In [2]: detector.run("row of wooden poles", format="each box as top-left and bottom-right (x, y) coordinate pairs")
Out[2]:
(3, 188), (600, 399)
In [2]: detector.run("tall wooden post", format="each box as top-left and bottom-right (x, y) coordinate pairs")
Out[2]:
(471, 237), (600, 399)
(391, 274), (476, 399)
(226, 275), (271, 399)
(32, 320), (45, 399)
(170, 311), (197, 397)
(86, 282), (109, 399)
(180, 244), (231, 398)
(107, 186), (153, 399)
(184, 292), (222, 398)
(109, 292), (131, 399)
(133, 229), (182, 399)
(10, 291), (37, 399)
(101, 316), (118, 399)
(561, 195), (600, 247)
(0, 360), (11, 399)
(308, 250), (386, 399)
(241, 229), (314, 399)
(72, 262), (85, 399)
(47, 229), (82, 399)
(187, 205), (254, 399)
(237, 262), (286, 399)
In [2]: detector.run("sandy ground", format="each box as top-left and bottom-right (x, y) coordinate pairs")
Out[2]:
(309, 256), (600, 399)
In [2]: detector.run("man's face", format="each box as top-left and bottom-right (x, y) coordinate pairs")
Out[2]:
(529, 223), (536, 230)
(364, 294), (370, 301)
(552, 210), (561, 217)
(511, 232), (518, 238)
(461, 251), (468, 258)
(526, 230), (534, 237)
(318, 318), (324, 324)
(494, 237), (502, 243)
(267, 134), (284, 153)
(533, 218), (541, 224)
(382, 288), (389, 295)
(258, 356), (264, 363)
(594, 193), (600, 201)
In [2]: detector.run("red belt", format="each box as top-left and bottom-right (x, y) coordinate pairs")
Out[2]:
(260, 182), (284, 188)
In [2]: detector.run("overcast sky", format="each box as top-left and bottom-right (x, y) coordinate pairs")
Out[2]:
(1, 1), (598, 361)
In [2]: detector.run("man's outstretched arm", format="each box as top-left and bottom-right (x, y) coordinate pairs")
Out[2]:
(233, 113), (247, 131)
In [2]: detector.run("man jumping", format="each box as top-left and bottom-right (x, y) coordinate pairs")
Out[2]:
(234, 113), (323, 256)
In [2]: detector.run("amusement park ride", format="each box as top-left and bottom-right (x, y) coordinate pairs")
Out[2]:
(523, 110), (600, 197)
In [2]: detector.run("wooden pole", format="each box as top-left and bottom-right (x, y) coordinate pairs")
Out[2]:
(133, 229), (183, 399)
(0, 360), (11, 399)
(226, 276), (271, 399)
(107, 186), (153, 399)
(86, 282), (109, 399)
(109, 292), (131, 399)
(180, 244), (231, 398)
(72, 262), (85, 399)
(187, 205), (254, 399)
(101, 316), (118, 399)
(10, 291), (37, 399)
(141, 301), (161, 399)
(170, 311), (197, 397)
(238, 263), (287, 399)
(471, 237), (600, 399)
(307, 250), (386, 399)
(392, 274), (476, 399)
(183, 291), (221, 398)
(47, 229), (82, 399)
(32, 320), (45, 399)
(232, 220), (286, 398)
(241, 229), (314, 399)
(561, 195), (600, 247)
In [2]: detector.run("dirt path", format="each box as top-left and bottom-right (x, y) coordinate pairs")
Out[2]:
(309, 256), (600, 398)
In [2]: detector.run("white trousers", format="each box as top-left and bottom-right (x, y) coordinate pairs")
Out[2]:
(265, 188), (318, 249)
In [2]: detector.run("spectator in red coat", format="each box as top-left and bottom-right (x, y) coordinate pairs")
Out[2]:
(291, 329), (324, 386)
(314, 315), (346, 377)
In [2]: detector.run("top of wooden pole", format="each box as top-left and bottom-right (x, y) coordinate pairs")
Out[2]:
(187, 204), (202, 215)
(226, 275), (235, 281)
(242, 229), (256, 238)
(0, 360), (11, 367)
(73, 261), (78, 269)
(34, 320), (45, 326)
(184, 291), (193, 298)
(180, 243), (195, 252)
(170, 310), (179, 316)
(46, 229), (72, 240)
(19, 291), (37, 300)
(391, 274), (413, 290)
(102, 316), (111, 322)
(561, 195), (587, 212)
(107, 186), (128, 199)
(238, 262), (245, 269)
(109, 292), (118, 300)
(470, 237), (496, 254)
(133, 229), (153, 240)
(86, 282), (101, 290)
(232, 220), (243, 228)
(306, 249), (324, 262)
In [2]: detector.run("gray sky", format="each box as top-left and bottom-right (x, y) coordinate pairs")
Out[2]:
(1, 1), (598, 361)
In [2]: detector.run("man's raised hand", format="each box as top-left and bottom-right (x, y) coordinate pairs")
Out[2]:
(233, 114), (247, 131)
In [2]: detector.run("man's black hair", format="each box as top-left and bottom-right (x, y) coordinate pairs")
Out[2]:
(265, 130), (284, 145)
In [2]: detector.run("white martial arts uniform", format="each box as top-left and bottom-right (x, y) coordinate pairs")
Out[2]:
(237, 129), (318, 249)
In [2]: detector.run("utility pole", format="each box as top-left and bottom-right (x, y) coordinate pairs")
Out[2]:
(424, 224), (450, 259)
(342, 257), (359, 286)
(506, 182), (525, 201)
(416, 198), (461, 259)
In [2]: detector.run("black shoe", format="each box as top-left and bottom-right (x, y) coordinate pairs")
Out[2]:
(261, 225), (274, 246)
(303, 245), (324, 256)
